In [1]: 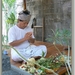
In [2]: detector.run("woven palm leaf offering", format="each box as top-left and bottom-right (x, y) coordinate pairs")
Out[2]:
(19, 53), (71, 75)
(36, 55), (65, 74)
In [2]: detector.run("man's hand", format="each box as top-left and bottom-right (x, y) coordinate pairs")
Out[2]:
(24, 32), (32, 40)
(9, 32), (35, 47)
(24, 32), (35, 43)
(28, 37), (35, 43)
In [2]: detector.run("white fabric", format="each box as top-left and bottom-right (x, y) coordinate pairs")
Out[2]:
(8, 25), (47, 61)
(8, 25), (34, 49)
(18, 14), (31, 21)
(11, 45), (47, 61)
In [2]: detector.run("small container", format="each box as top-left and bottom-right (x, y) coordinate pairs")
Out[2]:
(3, 50), (8, 55)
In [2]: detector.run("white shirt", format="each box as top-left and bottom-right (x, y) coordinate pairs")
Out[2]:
(8, 25), (35, 49)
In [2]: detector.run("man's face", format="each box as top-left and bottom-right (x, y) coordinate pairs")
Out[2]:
(19, 20), (29, 29)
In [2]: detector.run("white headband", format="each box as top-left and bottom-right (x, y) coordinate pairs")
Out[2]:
(18, 13), (31, 21)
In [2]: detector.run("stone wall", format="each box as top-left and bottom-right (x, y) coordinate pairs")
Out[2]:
(26, 0), (71, 45)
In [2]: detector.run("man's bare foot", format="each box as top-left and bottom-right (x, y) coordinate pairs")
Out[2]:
(31, 56), (41, 60)
(22, 61), (27, 64)
(12, 59), (23, 63)
(22, 56), (41, 64)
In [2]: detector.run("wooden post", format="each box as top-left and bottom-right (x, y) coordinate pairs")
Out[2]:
(33, 18), (45, 42)
(23, 0), (26, 10)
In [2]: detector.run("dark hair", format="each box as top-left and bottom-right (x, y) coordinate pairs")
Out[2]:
(19, 10), (30, 15)
(18, 19), (23, 22)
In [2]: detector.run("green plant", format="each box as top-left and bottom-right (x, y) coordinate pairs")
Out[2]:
(53, 42), (71, 75)
(6, 12), (16, 25)
(2, 0), (16, 44)
(2, 35), (8, 44)
(46, 29), (71, 46)
(36, 55), (65, 70)
(46, 29), (72, 75)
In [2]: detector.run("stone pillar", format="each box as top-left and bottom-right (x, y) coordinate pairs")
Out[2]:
(2, 54), (31, 75)
(2, 54), (11, 71)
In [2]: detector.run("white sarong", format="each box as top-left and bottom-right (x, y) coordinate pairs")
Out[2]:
(11, 45), (47, 61)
